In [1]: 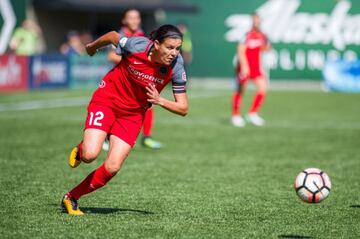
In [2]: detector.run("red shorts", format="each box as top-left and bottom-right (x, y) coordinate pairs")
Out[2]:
(236, 64), (264, 85)
(84, 102), (144, 147)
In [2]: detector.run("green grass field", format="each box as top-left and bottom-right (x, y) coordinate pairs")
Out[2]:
(0, 88), (359, 238)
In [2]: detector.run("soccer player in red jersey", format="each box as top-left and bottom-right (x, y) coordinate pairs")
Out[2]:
(62, 25), (188, 215)
(231, 14), (271, 127)
(104, 8), (162, 150)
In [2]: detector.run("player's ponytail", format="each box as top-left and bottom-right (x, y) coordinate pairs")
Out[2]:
(149, 24), (183, 43)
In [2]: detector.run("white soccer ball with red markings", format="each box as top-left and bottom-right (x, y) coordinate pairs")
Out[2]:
(294, 168), (331, 203)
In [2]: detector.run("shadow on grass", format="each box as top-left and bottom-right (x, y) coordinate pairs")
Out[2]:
(278, 235), (312, 239)
(52, 203), (154, 215)
(350, 205), (360, 208)
(81, 207), (154, 215)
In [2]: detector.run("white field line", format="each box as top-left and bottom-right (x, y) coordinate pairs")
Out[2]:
(1, 95), (359, 130)
(0, 91), (227, 112)
(0, 97), (90, 112)
(155, 118), (360, 130)
(261, 121), (360, 130)
(62, 115), (360, 130)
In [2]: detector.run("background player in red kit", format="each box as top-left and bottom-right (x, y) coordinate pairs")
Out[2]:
(61, 25), (188, 215)
(231, 14), (271, 127)
(104, 8), (162, 150)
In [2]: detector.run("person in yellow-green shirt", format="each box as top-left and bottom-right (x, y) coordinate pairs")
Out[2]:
(9, 19), (42, 56)
(176, 22), (193, 70)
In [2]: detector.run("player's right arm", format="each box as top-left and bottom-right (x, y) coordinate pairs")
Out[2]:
(261, 35), (272, 52)
(9, 28), (21, 51)
(237, 43), (249, 78)
(85, 31), (120, 56)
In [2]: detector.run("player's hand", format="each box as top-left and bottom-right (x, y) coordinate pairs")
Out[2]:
(85, 43), (97, 56)
(241, 65), (250, 78)
(146, 84), (163, 106)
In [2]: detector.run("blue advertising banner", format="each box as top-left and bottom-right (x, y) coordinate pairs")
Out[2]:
(29, 54), (69, 89)
(70, 53), (112, 89)
(323, 60), (360, 93)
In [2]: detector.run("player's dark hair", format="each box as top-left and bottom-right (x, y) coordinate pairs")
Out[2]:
(149, 24), (183, 43)
(121, 8), (140, 21)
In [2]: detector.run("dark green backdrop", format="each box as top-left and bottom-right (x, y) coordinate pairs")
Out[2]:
(0, 0), (26, 27)
(167, 0), (360, 80)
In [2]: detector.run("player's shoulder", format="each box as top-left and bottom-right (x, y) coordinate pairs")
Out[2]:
(255, 30), (267, 38)
(259, 31), (267, 39)
(135, 29), (145, 37)
(246, 30), (267, 41)
(244, 30), (255, 41)
(171, 54), (184, 69)
(247, 29), (261, 35)
(119, 27), (144, 37)
(118, 28), (126, 37)
(126, 36), (151, 46)
(170, 54), (187, 87)
(123, 36), (151, 53)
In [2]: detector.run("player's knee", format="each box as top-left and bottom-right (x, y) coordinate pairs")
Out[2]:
(82, 153), (97, 163)
(257, 84), (267, 94)
(105, 155), (128, 174)
(257, 88), (266, 94)
(105, 161), (122, 174)
(81, 147), (100, 163)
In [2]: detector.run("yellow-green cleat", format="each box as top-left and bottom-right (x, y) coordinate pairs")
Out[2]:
(61, 194), (84, 215)
(141, 136), (162, 150)
(68, 147), (81, 168)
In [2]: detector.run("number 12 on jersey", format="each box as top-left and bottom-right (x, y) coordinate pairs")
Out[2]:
(88, 111), (104, 126)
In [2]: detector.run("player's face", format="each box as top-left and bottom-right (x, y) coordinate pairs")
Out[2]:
(123, 10), (141, 32)
(154, 38), (182, 65)
(252, 15), (261, 29)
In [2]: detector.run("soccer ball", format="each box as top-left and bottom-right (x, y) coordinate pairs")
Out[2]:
(294, 168), (331, 203)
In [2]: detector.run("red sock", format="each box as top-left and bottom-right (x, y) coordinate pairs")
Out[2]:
(69, 164), (115, 200)
(232, 92), (242, 116)
(142, 108), (153, 137)
(250, 92), (266, 113)
(76, 141), (83, 160)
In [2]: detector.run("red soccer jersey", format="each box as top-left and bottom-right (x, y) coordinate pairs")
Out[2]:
(244, 29), (268, 72)
(236, 29), (268, 80)
(91, 37), (187, 114)
(119, 27), (144, 37)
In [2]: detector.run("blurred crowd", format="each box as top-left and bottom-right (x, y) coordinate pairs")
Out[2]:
(59, 30), (93, 56)
(9, 19), (43, 56)
(7, 18), (92, 56)
(7, 13), (193, 65)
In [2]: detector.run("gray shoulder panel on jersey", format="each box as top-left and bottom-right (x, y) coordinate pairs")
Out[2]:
(115, 36), (151, 55)
(171, 54), (187, 94)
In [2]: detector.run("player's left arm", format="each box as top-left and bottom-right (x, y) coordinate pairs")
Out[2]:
(146, 55), (188, 116)
(146, 84), (188, 116)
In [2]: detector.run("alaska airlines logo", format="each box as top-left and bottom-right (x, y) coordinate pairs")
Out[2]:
(225, 0), (360, 50)
(127, 66), (165, 84)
